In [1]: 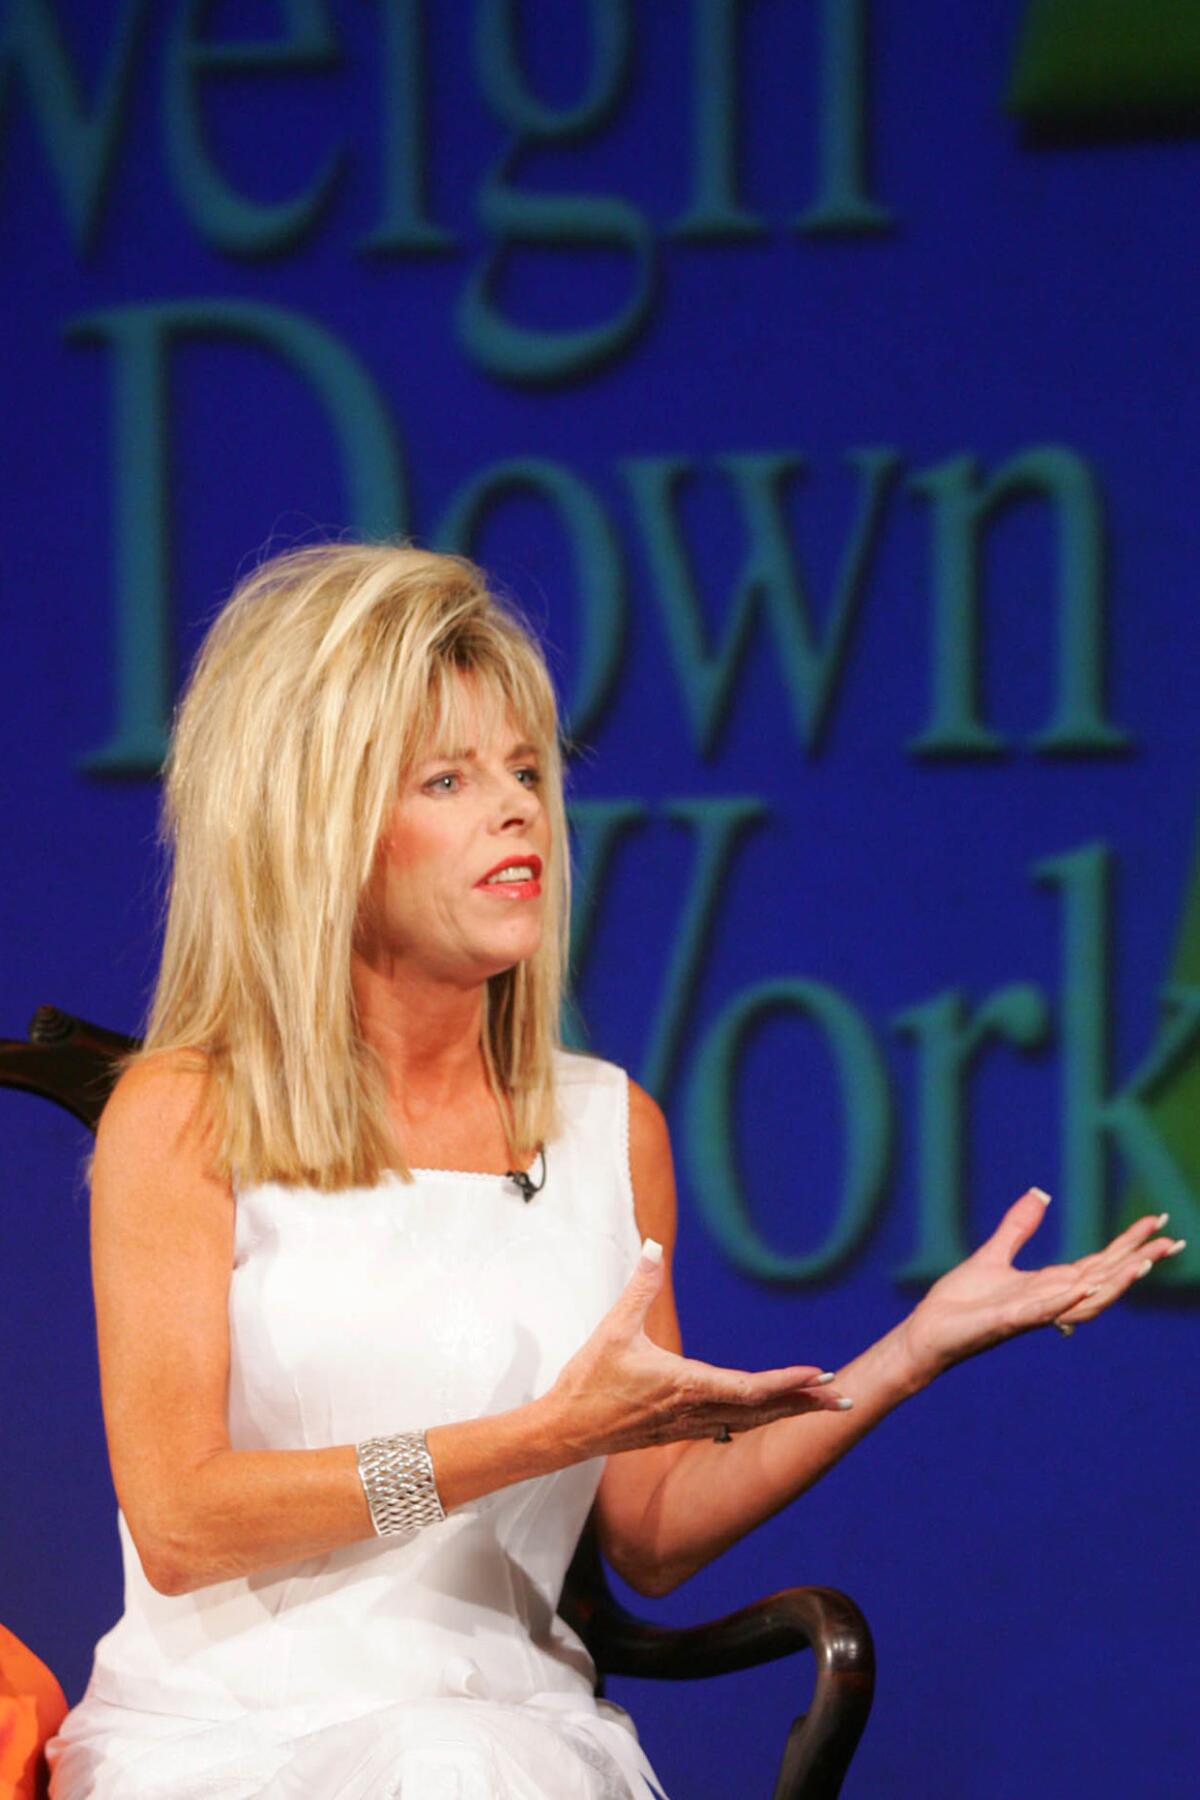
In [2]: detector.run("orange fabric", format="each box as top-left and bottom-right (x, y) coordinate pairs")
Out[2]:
(0, 1625), (68, 1800)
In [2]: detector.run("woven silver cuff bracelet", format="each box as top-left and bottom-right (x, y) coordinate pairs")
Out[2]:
(355, 1429), (447, 1539)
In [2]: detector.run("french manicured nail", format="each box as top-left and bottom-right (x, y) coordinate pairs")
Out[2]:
(835, 1396), (855, 1411)
(1136, 1259), (1153, 1278)
(641, 1237), (663, 1263)
(1166, 1239), (1187, 1257)
(1155, 1212), (1169, 1229)
(1031, 1187), (1052, 1205)
(813, 1371), (836, 1385)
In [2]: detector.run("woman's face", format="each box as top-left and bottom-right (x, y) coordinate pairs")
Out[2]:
(356, 677), (553, 988)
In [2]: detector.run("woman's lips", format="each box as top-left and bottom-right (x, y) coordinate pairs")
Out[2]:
(476, 875), (541, 899)
(475, 854), (543, 899)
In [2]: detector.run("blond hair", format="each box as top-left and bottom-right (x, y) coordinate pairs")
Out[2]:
(127, 538), (569, 1191)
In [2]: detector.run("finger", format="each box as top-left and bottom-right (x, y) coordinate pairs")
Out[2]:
(705, 1385), (854, 1437)
(1097, 1210), (1171, 1262)
(754, 1365), (849, 1404)
(752, 1365), (839, 1388)
(751, 1388), (854, 1424)
(614, 1237), (665, 1320)
(987, 1188), (1052, 1264)
(1010, 1271), (1097, 1332)
(701, 1360), (851, 1419)
(1071, 1214), (1171, 1289)
(1081, 1236), (1182, 1305)
(754, 1367), (854, 1417)
(638, 1236), (664, 1270)
(1057, 1236), (1185, 1322)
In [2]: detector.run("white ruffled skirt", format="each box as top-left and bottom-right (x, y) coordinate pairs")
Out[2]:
(46, 1687), (670, 1799)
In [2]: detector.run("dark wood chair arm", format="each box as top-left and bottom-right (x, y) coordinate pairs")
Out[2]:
(0, 1007), (137, 1130)
(560, 1522), (874, 1800)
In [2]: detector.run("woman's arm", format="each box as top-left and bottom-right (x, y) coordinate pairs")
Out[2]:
(591, 1081), (1178, 1598)
(93, 1058), (584, 1597)
(592, 1080), (929, 1595)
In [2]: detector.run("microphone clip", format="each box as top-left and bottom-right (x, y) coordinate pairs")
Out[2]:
(506, 1146), (547, 1203)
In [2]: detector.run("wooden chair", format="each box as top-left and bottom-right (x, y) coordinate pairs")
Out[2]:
(0, 1006), (875, 1800)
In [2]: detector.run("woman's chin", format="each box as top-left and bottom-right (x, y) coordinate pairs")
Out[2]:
(471, 927), (543, 981)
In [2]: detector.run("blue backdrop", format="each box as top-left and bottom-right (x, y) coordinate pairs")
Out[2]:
(3, 3), (1198, 1794)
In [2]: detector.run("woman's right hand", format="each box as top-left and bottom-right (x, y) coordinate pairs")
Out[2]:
(546, 1240), (852, 1458)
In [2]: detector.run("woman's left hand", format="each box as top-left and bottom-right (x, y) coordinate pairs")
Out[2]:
(897, 1189), (1183, 1382)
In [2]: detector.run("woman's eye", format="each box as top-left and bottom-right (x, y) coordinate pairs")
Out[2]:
(423, 766), (538, 794)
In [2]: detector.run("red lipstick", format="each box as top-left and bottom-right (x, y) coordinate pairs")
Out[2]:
(475, 853), (543, 899)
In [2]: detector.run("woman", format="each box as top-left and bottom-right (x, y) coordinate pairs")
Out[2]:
(46, 539), (1180, 1799)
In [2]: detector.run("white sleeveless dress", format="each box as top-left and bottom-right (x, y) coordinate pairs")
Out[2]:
(46, 1050), (670, 1799)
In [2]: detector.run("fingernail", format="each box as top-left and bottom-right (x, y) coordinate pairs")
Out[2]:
(1084, 1286), (1099, 1297)
(813, 1371), (836, 1385)
(1030, 1187), (1052, 1205)
(641, 1237), (663, 1264)
(1136, 1259), (1153, 1278)
(1166, 1239), (1187, 1257)
(835, 1396), (855, 1411)
(1155, 1212), (1169, 1229)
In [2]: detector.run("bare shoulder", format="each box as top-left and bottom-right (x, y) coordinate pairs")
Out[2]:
(626, 1077), (677, 1250)
(93, 1048), (231, 1223)
(99, 1048), (213, 1148)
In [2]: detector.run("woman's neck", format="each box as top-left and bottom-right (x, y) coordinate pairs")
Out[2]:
(350, 951), (490, 1114)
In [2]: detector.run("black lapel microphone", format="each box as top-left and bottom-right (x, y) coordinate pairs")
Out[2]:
(506, 1146), (547, 1203)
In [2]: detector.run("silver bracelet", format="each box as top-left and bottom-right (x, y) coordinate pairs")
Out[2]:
(355, 1429), (447, 1538)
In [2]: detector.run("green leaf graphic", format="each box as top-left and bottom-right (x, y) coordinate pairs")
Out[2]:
(1117, 826), (1200, 1288)
(1008, 0), (1200, 138)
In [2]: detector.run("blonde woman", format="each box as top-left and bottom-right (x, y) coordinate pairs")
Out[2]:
(46, 540), (1179, 1800)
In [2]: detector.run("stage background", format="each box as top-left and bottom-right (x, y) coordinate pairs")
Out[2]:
(2, 3), (1198, 1794)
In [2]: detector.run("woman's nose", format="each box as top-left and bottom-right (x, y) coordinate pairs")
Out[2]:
(492, 774), (537, 830)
